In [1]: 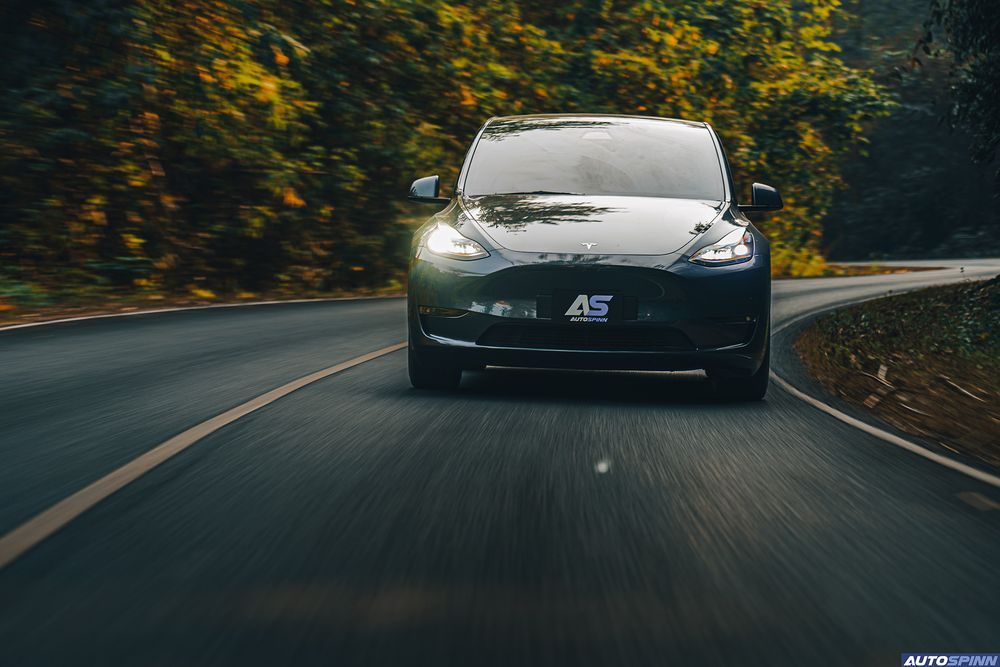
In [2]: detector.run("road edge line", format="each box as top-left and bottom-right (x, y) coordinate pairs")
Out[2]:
(771, 295), (1000, 489)
(0, 295), (403, 333)
(770, 372), (1000, 488)
(0, 342), (407, 570)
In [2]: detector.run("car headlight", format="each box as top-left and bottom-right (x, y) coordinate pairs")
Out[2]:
(689, 227), (754, 266)
(424, 222), (489, 260)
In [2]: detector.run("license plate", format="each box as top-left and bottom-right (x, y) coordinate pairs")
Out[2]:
(552, 290), (622, 323)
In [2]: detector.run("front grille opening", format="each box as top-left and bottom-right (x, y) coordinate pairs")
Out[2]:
(477, 324), (693, 352)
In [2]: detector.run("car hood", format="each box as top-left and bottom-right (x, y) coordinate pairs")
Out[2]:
(461, 194), (723, 255)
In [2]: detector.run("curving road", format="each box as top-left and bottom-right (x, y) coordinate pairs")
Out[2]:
(0, 259), (998, 665)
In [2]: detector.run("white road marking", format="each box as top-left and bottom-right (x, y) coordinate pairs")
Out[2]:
(770, 373), (1000, 489)
(3, 267), (996, 566)
(0, 295), (401, 333)
(0, 342), (407, 570)
(771, 289), (1000, 489)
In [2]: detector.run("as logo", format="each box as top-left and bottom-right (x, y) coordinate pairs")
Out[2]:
(565, 294), (613, 322)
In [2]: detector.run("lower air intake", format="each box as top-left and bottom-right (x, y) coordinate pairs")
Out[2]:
(476, 324), (693, 352)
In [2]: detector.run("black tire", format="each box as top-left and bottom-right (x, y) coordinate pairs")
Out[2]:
(708, 344), (769, 401)
(408, 345), (462, 390)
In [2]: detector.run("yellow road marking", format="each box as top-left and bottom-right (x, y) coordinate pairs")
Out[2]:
(0, 342), (407, 570)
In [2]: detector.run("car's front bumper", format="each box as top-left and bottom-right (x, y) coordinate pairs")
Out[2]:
(408, 246), (770, 374)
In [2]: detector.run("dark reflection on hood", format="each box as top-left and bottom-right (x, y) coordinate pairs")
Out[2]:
(464, 195), (621, 232)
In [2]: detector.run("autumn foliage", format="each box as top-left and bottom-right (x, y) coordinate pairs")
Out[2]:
(0, 0), (890, 304)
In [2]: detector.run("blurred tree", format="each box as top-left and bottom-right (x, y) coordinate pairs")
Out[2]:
(0, 0), (137, 297)
(0, 0), (315, 297)
(922, 0), (1000, 189)
(822, 0), (997, 260)
(0, 0), (892, 306)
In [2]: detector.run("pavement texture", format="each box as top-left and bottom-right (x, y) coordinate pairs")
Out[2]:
(0, 258), (998, 666)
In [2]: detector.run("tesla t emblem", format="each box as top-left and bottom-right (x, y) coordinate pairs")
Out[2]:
(580, 242), (598, 250)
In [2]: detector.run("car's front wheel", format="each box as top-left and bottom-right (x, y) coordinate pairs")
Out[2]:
(708, 343), (769, 401)
(408, 345), (462, 390)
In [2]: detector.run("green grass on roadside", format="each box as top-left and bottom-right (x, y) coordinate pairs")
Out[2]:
(810, 277), (997, 364)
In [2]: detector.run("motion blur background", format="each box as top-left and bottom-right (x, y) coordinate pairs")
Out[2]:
(0, 0), (997, 310)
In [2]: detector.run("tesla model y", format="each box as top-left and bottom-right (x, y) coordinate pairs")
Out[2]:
(406, 114), (781, 399)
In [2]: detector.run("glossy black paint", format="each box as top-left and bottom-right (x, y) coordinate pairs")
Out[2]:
(408, 175), (450, 205)
(407, 114), (774, 376)
(739, 182), (783, 213)
(464, 194), (723, 255)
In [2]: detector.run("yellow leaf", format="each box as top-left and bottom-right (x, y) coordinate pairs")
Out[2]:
(283, 187), (306, 207)
(122, 233), (145, 251)
(460, 85), (477, 107)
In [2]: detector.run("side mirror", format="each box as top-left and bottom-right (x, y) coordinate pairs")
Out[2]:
(408, 175), (451, 205)
(738, 182), (783, 213)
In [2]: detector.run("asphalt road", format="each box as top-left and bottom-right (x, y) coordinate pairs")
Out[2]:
(1, 259), (998, 666)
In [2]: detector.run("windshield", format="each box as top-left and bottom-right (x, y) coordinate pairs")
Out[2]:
(463, 117), (726, 200)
